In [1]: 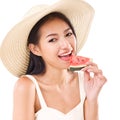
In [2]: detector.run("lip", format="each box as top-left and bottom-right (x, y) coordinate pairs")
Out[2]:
(58, 52), (72, 61)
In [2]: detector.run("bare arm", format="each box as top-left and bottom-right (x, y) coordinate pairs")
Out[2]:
(82, 61), (107, 120)
(84, 98), (98, 120)
(13, 76), (35, 120)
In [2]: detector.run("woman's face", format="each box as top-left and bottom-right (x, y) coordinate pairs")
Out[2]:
(36, 18), (76, 70)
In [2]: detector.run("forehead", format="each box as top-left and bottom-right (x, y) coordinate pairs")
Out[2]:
(39, 18), (71, 35)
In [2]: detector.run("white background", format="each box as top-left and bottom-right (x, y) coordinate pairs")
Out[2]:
(0, 0), (120, 119)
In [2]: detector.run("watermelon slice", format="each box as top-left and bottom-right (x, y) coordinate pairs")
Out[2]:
(69, 55), (92, 71)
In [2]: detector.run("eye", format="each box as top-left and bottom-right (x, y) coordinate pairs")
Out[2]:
(65, 32), (73, 37)
(48, 38), (57, 42)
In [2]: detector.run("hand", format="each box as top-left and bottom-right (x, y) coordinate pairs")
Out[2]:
(82, 62), (107, 102)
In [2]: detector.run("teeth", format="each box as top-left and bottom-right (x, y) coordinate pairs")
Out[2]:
(59, 52), (71, 57)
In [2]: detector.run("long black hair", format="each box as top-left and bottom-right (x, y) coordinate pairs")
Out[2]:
(26, 12), (76, 75)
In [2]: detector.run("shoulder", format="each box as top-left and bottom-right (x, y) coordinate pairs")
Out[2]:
(13, 75), (36, 98)
(13, 76), (36, 119)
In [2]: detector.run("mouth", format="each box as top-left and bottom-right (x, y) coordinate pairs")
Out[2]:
(58, 52), (72, 61)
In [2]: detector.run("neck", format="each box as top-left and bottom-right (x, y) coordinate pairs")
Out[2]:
(39, 68), (73, 86)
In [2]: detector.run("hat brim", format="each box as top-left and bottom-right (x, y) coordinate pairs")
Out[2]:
(0, 0), (94, 77)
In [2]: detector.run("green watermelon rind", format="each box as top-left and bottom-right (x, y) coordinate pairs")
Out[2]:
(69, 65), (86, 71)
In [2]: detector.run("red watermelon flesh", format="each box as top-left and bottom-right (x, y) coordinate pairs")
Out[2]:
(69, 55), (92, 71)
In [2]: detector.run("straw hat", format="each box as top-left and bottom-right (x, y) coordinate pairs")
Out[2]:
(0, 0), (94, 77)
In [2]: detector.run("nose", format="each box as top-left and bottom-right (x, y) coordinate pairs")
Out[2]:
(60, 38), (72, 51)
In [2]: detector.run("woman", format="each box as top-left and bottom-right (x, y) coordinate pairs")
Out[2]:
(0, 0), (107, 120)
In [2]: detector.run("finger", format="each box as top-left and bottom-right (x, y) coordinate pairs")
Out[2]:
(94, 69), (103, 75)
(86, 61), (98, 67)
(84, 71), (91, 81)
(95, 74), (107, 83)
(82, 62), (98, 70)
(82, 65), (102, 75)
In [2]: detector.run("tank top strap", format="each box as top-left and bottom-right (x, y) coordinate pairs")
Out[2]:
(26, 75), (47, 108)
(78, 71), (86, 102)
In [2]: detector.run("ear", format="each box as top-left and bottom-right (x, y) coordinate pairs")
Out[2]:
(28, 43), (41, 56)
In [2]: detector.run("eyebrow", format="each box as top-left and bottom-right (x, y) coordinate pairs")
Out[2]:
(46, 27), (71, 38)
(64, 28), (71, 33)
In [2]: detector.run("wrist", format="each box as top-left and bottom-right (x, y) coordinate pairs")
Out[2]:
(85, 97), (98, 105)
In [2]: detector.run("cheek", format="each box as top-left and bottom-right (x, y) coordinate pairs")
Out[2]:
(40, 43), (56, 56)
(37, 42), (48, 55)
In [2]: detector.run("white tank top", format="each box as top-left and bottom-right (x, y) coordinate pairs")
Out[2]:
(26, 71), (86, 120)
